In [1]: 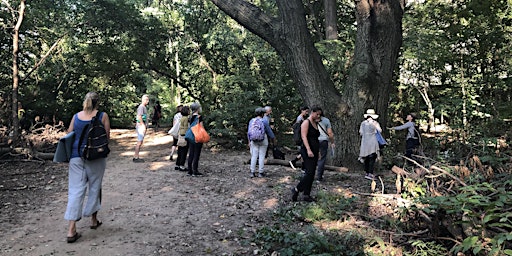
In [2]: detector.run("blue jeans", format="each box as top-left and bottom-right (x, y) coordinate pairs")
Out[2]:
(250, 137), (269, 173)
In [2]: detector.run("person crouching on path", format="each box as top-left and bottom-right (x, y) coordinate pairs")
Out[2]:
(291, 106), (322, 202)
(175, 105), (190, 171)
(248, 107), (276, 178)
(64, 92), (110, 243)
(133, 94), (149, 162)
(359, 109), (382, 180)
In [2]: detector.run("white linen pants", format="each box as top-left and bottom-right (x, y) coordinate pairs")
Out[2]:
(64, 157), (106, 221)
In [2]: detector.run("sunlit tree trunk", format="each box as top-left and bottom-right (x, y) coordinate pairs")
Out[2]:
(11, 0), (26, 143)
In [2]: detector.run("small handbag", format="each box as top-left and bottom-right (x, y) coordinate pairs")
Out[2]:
(177, 135), (187, 147)
(191, 122), (210, 143)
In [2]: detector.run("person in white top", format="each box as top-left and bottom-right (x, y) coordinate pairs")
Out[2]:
(169, 105), (183, 161)
(359, 109), (382, 180)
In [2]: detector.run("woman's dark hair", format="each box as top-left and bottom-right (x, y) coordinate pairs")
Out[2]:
(310, 106), (322, 114)
(409, 113), (417, 122)
(300, 105), (309, 111)
(181, 106), (190, 116)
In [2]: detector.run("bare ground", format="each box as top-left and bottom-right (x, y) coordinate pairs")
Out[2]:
(0, 128), (394, 256)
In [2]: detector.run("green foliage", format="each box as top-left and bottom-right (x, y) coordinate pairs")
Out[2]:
(420, 180), (512, 255)
(250, 192), (364, 255)
(403, 240), (448, 256)
(252, 225), (365, 256)
(302, 191), (357, 222)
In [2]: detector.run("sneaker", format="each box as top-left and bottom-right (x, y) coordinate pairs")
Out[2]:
(365, 173), (375, 180)
(291, 187), (299, 202)
(316, 177), (323, 182)
(258, 173), (266, 178)
(174, 166), (180, 171)
(133, 158), (145, 163)
(192, 172), (203, 177)
(289, 161), (296, 170)
(250, 172), (256, 178)
(179, 166), (188, 172)
(187, 171), (193, 176)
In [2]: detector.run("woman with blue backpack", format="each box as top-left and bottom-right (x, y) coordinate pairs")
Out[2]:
(247, 107), (275, 177)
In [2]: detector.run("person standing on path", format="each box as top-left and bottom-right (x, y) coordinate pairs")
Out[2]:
(389, 113), (419, 164)
(289, 106), (309, 170)
(248, 107), (276, 178)
(175, 105), (190, 171)
(359, 109), (382, 180)
(64, 92), (110, 243)
(152, 101), (162, 131)
(316, 113), (335, 182)
(262, 105), (277, 156)
(133, 94), (149, 162)
(291, 106), (322, 202)
(169, 105), (183, 161)
(186, 102), (205, 176)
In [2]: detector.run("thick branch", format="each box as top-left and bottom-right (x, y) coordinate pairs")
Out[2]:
(209, 0), (279, 45)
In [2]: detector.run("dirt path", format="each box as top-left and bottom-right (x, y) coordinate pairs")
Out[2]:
(2, 129), (365, 255)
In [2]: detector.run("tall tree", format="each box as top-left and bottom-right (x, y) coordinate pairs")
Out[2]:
(7, 0), (26, 142)
(209, 0), (405, 166)
(324, 0), (337, 40)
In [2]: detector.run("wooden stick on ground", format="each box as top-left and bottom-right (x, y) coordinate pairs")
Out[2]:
(244, 158), (349, 173)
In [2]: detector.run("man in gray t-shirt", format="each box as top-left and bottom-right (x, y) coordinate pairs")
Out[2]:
(316, 115), (334, 181)
(133, 94), (149, 162)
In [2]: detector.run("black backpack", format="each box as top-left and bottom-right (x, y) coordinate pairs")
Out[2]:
(78, 112), (110, 160)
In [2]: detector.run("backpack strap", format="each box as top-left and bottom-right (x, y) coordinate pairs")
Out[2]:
(318, 122), (327, 135)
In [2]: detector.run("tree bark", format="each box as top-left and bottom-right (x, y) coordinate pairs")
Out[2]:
(324, 0), (338, 40)
(209, 0), (404, 168)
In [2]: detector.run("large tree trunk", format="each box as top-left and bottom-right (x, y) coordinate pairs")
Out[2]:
(338, 0), (405, 167)
(209, 0), (404, 168)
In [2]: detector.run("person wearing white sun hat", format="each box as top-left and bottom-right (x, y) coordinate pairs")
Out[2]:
(359, 109), (382, 180)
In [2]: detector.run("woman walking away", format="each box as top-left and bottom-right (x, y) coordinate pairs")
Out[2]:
(186, 102), (205, 176)
(291, 106), (322, 202)
(359, 109), (382, 180)
(248, 107), (276, 178)
(175, 106), (190, 171)
(169, 105), (183, 161)
(64, 92), (110, 243)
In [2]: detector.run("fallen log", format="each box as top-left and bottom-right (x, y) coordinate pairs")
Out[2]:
(244, 158), (348, 172)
